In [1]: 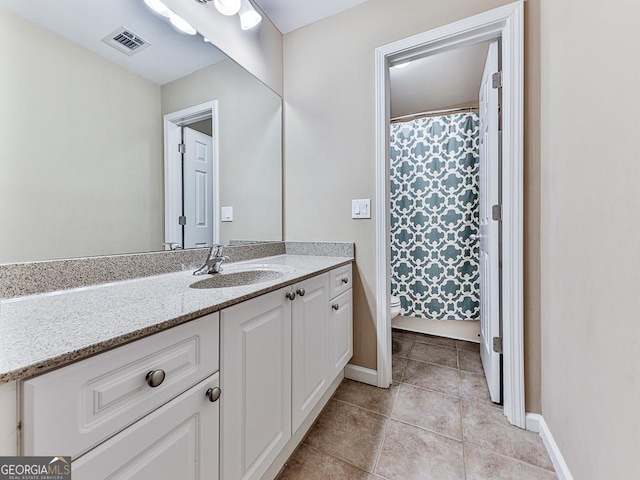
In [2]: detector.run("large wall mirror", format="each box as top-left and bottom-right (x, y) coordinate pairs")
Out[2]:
(0, 0), (282, 264)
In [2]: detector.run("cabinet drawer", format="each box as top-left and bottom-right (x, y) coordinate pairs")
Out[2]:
(329, 264), (352, 299)
(72, 373), (220, 480)
(22, 313), (219, 459)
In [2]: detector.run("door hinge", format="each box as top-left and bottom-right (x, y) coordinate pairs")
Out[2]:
(178, 216), (186, 226)
(178, 143), (186, 154)
(492, 71), (503, 89)
(492, 204), (502, 221)
(493, 337), (503, 354)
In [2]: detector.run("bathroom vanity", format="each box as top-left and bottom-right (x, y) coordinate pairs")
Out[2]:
(0, 246), (353, 480)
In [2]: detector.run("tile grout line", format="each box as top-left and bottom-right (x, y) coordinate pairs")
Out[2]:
(394, 334), (479, 349)
(297, 442), (372, 477)
(457, 350), (466, 480)
(458, 401), (557, 473)
(398, 378), (462, 401)
(398, 353), (482, 374)
(460, 387), (468, 479)
(465, 443), (560, 476)
(331, 397), (393, 419)
(388, 414), (464, 445)
(395, 357), (504, 410)
(310, 386), (399, 475)
(370, 382), (400, 478)
(398, 339), (480, 352)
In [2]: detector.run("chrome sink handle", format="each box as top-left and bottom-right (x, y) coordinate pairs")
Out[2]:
(193, 244), (230, 275)
(163, 242), (183, 250)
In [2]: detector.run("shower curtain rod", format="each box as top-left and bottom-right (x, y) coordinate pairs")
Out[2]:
(390, 105), (479, 123)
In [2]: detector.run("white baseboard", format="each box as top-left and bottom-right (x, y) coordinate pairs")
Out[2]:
(525, 412), (541, 433)
(344, 364), (378, 386)
(525, 413), (574, 480)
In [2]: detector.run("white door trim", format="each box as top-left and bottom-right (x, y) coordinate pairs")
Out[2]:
(374, 1), (525, 427)
(163, 101), (220, 249)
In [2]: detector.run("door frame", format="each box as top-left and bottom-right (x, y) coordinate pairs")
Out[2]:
(163, 101), (219, 249)
(374, 1), (525, 427)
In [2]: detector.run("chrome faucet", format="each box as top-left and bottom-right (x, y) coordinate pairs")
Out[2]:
(193, 244), (229, 275)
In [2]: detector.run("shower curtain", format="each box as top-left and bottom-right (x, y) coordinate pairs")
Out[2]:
(390, 113), (480, 321)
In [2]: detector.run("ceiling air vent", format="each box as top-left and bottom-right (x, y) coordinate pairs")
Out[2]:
(101, 27), (150, 56)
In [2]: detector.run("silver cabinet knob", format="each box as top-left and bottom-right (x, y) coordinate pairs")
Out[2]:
(341, 277), (349, 284)
(206, 387), (221, 403)
(332, 304), (340, 311)
(146, 369), (166, 388)
(296, 288), (306, 297)
(286, 291), (296, 301)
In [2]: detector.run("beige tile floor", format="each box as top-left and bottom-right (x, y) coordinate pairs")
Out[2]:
(277, 329), (557, 480)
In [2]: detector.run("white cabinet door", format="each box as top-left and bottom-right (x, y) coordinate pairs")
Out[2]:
(221, 288), (291, 480)
(72, 374), (220, 480)
(329, 289), (353, 379)
(291, 273), (330, 434)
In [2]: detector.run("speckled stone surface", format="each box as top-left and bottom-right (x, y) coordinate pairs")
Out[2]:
(0, 242), (286, 299)
(0, 254), (352, 384)
(285, 242), (354, 258)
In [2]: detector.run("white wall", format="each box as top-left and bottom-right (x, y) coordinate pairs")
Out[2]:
(0, 7), (163, 264)
(161, 59), (282, 244)
(540, 0), (640, 478)
(162, 0), (283, 96)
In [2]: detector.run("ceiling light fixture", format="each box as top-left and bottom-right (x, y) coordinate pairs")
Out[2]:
(169, 13), (197, 35)
(213, 0), (241, 16)
(144, 0), (172, 17)
(238, 0), (262, 30)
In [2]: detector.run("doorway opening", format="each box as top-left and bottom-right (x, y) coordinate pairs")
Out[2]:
(163, 101), (219, 250)
(374, 2), (525, 427)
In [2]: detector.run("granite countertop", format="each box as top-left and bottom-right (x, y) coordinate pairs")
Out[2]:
(0, 254), (353, 384)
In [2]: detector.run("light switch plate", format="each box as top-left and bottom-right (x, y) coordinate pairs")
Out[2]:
(352, 199), (371, 219)
(221, 206), (233, 222)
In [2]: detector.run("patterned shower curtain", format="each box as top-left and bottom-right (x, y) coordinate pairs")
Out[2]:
(390, 113), (480, 321)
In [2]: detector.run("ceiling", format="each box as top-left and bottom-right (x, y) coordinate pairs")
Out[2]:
(0, 0), (227, 85)
(390, 41), (491, 119)
(253, 0), (368, 34)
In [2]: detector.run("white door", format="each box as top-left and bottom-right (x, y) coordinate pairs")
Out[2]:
(478, 40), (501, 403)
(183, 127), (214, 248)
(220, 288), (292, 480)
(291, 274), (330, 434)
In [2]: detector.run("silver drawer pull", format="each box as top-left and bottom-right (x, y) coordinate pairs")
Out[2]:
(341, 277), (349, 284)
(206, 387), (222, 403)
(286, 291), (296, 301)
(332, 304), (340, 311)
(296, 288), (306, 297)
(145, 369), (166, 388)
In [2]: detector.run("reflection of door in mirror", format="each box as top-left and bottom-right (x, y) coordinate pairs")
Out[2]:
(183, 127), (214, 249)
(163, 102), (219, 250)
